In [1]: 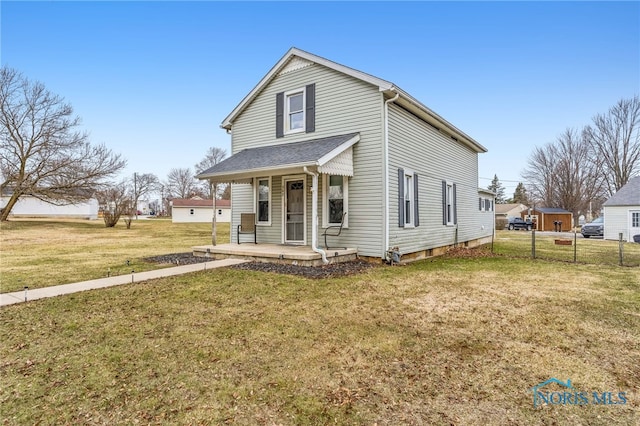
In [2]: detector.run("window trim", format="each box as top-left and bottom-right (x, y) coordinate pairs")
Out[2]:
(444, 181), (456, 226)
(284, 88), (306, 135)
(322, 174), (349, 228)
(255, 177), (272, 226)
(398, 167), (418, 229)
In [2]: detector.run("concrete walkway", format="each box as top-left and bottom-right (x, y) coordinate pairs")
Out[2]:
(0, 258), (248, 307)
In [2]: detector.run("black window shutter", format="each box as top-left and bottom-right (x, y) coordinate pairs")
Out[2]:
(479, 197), (482, 211)
(276, 92), (284, 138)
(398, 168), (405, 227)
(413, 173), (419, 227)
(453, 183), (458, 224)
(442, 180), (447, 225)
(305, 83), (315, 133)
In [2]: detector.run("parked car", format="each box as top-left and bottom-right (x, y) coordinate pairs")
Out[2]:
(506, 217), (533, 231)
(581, 216), (604, 238)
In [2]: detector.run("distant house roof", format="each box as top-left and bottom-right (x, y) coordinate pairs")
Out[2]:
(196, 133), (359, 181)
(604, 176), (640, 206)
(535, 207), (572, 214)
(495, 203), (528, 215)
(172, 199), (230, 208)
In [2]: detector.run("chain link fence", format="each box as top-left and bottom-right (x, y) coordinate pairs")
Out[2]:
(492, 230), (640, 267)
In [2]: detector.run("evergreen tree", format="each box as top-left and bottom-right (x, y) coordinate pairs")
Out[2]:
(487, 174), (506, 203)
(512, 182), (530, 205)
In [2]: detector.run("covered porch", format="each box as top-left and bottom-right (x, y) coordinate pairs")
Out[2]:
(196, 133), (359, 265)
(193, 243), (358, 267)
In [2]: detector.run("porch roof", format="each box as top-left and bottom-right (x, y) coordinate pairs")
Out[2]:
(196, 133), (359, 182)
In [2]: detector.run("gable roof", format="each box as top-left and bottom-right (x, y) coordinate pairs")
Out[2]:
(495, 203), (528, 215)
(604, 176), (640, 206)
(221, 47), (487, 154)
(196, 133), (359, 182)
(172, 199), (230, 208)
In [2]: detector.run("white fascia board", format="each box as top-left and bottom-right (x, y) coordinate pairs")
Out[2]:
(316, 134), (360, 166)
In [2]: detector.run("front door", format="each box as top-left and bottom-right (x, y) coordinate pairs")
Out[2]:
(630, 210), (640, 241)
(284, 178), (305, 244)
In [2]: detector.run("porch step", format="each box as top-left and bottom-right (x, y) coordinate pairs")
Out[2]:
(193, 244), (357, 267)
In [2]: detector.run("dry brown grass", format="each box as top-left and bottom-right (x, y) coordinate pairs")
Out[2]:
(0, 218), (227, 292)
(1, 252), (638, 424)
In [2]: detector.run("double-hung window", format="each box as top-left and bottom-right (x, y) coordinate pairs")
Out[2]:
(276, 84), (315, 138)
(398, 168), (419, 228)
(323, 175), (348, 227)
(285, 89), (305, 133)
(632, 212), (639, 228)
(442, 181), (456, 226)
(256, 177), (271, 225)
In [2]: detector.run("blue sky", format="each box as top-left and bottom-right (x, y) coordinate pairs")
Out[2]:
(2, 1), (638, 196)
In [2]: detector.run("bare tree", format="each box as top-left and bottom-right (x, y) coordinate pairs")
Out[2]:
(522, 143), (559, 207)
(0, 67), (126, 221)
(129, 172), (159, 217)
(583, 96), (640, 196)
(166, 167), (197, 199)
(96, 182), (132, 228)
(522, 129), (606, 223)
(195, 147), (227, 199)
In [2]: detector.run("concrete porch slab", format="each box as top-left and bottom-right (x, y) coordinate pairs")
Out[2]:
(193, 243), (358, 267)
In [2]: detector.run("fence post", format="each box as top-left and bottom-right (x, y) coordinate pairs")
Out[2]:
(574, 229), (577, 263)
(531, 230), (536, 259)
(619, 233), (624, 266)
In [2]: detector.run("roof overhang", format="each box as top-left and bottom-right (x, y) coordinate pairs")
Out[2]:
(196, 133), (359, 183)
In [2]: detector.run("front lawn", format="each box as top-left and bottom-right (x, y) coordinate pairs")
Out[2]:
(1, 254), (638, 424)
(0, 219), (227, 292)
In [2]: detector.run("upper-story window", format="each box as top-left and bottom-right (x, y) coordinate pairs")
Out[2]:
(276, 83), (315, 138)
(285, 89), (305, 133)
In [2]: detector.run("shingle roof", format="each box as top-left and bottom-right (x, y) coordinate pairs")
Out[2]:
(604, 176), (640, 206)
(495, 203), (527, 215)
(537, 207), (572, 214)
(196, 133), (359, 179)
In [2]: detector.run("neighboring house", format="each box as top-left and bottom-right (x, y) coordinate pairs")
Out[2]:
(0, 193), (99, 220)
(197, 47), (493, 261)
(603, 176), (640, 241)
(171, 198), (230, 223)
(495, 203), (528, 220)
(521, 207), (573, 231)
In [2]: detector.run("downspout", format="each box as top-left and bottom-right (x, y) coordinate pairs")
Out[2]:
(383, 90), (400, 259)
(303, 166), (328, 264)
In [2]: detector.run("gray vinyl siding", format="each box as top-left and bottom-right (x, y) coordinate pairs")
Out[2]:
(229, 63), (384, 256)
(387, 103), (488, 255)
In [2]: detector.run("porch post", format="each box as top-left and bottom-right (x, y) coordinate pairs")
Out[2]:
(211, 182), (217, 246)
(303, 167), (328, 264)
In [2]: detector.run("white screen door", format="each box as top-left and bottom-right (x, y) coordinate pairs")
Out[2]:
(285, 179), (305, 243)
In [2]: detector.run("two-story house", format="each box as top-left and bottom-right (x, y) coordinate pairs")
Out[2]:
(197, 48), (494, 263)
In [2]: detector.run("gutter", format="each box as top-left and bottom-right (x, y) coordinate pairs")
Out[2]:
(303, 166), (328, 264)
(383, 90), (400, 259)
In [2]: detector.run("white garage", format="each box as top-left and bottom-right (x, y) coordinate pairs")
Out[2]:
(603, 176), (640, 242)
(171, 198), (230, 223)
